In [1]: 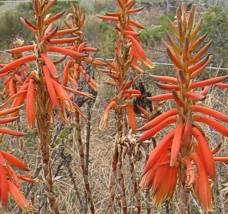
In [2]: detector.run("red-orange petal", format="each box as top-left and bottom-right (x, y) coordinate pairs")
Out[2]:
(26, 79), (36, 128)
(0, 151), (28, 171)
(8, 181), (29, 210)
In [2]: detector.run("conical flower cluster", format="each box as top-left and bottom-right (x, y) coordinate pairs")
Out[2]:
(99, 0), (153, 131)
(138, 3), (228, 211)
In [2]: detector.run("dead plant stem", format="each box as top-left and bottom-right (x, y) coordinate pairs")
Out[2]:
(75, 112), (95, 214)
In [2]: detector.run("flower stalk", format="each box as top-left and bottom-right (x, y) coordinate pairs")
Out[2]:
(63, 4), (104, 213)
(75, 112), (95, 214)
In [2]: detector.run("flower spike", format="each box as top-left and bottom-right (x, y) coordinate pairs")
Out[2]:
(139, 3), (228, 211)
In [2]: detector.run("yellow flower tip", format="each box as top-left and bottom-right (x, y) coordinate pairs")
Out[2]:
(143, 58), (155, 69)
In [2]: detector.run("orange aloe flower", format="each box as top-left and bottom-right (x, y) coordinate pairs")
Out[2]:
(99, 0), (153, 132)
(98, 0), (153, 70)
(215, 83), (228, 89)
(0, 108), (32, 210)
(0, 151), (30, 210)
(0, 105), (25, 137)
(0, 1), (95, 126)
(138, 3), (228, 211)
(1, 39), (29, 100)
(62, 4), (106, 92)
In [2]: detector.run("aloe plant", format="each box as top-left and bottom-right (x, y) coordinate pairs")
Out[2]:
(99, 0), (153, 213)
(0, 0), (93, 212)
(139, 3), (228, 212)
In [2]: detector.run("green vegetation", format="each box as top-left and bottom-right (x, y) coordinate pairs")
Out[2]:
(97, 22), (116, 57)
(0, 11), (32, 48)
(0, 0), (7, 6)
(201, 5), (228, 67)
(93, 0), (114, 14)
(140, 15), (173, 45)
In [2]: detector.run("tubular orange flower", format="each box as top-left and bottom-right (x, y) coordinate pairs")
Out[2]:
(215, 83), (228, 89)
(7, 45), (35, 54)
(192, 127), (215, 179)
(99, 100), (117, 130)
(0, 128), (25, 137)
(189, 41), (212, 64)
(8, 181), (29, 210)
(143, 130), (175, 173)
(0, 105), (22, 116)
(185, 91), (205, 101)
(170, 123), (184, 166)
(214, 157), (228, 162)
(126, 34), (146, 60)
(44, 11), (65, 25)
(0, 55), (36, 74)
(0, 151), (28, 171)
(49, 37), (78, 44)
(54, 28), (78, 36)
(0, 164), (9, 206)
(47, 45), (86, 58)
(156, 83), (179, 91)
(62, 60), (73, 85)
(43, 66), (60, 109)
(139, 109), (177, 131)
(0, 147), (30, 209)
(191, 75), (228, 89)
(151, 75), (178, 84)
(10, 85), (28, 115)
(190, 56), (212, 78)
(194, 114), (228, 136)
(40, 53), (58, 78)
(0, 116), (18, 124)
(137, 115), (176, 142)
(192, 105), (228, 122)
(26, 79), (36, 128)
(148, 93), (174, 101)
(126, 103), (136, 132)
(190, 152), (212, 212)
(20, 17), (37, 32)
(163, 42), (182, 69)
(141, 147), (178, 205)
